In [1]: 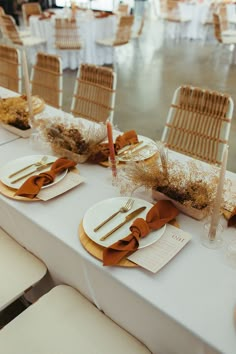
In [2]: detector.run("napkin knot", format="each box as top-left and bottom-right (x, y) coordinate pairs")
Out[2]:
(15, 157), (76, 199)
(103, 200), (179, 266)
(130, 218), (150, 241)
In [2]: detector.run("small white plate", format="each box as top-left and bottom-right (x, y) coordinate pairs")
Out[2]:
(117, 135), (157, 162)
(83, 197), (166, 248)
(0, 155), (68, 190)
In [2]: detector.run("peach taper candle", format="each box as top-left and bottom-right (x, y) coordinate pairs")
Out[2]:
(106, 121), (117, 178)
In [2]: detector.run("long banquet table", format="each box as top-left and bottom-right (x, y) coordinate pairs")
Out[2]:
(0, 89), (236, 354)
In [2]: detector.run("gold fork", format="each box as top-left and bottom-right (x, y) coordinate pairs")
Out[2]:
(93, 198), (134, 232)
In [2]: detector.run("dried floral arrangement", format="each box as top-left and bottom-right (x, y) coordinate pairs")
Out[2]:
(34, 116), (107, 163)
(0, 95), (45, 130)
(118, 142), (228, 211)
(0, 96), (30, 130)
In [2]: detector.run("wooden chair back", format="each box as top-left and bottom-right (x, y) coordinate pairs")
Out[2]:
(118, 3), (129, 15)
(166, 0), (179, 13)
(71, 63), (116, 123)
(0, 14), (23, 45)
(213, 13), (222, 43)
(114, 15), (134, 46)
(30, 52), (63, 109)
(22, 2), (42, 27)
(161, 85), (234, 166)
(54, 18), (82, 50)
(0, 43), (22, 93)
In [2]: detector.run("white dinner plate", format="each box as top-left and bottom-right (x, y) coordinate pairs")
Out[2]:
(117, 135), (158, 162)
(0, 155), (68, 190)
(83, 197), (166, 248)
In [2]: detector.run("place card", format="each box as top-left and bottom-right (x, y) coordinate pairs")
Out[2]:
(128, 224), (191, 273)
(37, 171), (85, 201)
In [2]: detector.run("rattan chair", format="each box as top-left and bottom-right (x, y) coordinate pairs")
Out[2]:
(96, 15), (134, 47)
(0, 14), (45, 48)
(0, 285), (151, 353)
(218, 4), (236, 37)
(0, 227), (47, 311)
(71, 63), (116, 123)
(54, 18), (83, 50)
(161, 85), (234, 166)
(30, 52), (63, 109)
(22, 2), (42, 27)
(0, 43), (22, 93)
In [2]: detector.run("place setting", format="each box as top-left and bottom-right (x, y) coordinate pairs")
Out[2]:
(0, 154), (85, 202)
(79, 196), (192, 271)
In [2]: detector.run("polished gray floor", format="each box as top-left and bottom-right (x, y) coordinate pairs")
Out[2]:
(63, 19), (236, 172)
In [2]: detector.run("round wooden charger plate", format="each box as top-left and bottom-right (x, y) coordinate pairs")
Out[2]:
(0, 167), (79, 202)
(79, 222), (137, 267)
(0, 180), (39, 201)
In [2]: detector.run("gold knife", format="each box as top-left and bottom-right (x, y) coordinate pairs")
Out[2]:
(11, 162), (54, 184)
(117, 141), (143, 156)
(100, 206), (146, 241)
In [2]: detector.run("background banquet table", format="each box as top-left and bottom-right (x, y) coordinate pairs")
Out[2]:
(0, 90), (236, 354)
(29, 10), (117, 69)
(166, 2), (236, 41)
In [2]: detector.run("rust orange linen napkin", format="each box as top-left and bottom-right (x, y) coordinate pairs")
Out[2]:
(15, 158), (76, 199)
(88, 130), (139, 163)
(115, 130), (139, 152)
(103, 200), (179, 266)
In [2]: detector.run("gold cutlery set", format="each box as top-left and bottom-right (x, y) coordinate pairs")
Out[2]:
(8, 156), (53, 184)
(93, 198), (146, 241)
(117, 141), (150, 159)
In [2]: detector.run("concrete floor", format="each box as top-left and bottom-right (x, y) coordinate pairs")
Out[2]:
(62, 19), (236, 172)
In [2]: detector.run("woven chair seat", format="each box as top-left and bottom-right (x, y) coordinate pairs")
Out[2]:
(164, 15), (191, 23)
(21, 36), (46, 47)
(96, 38), (115, 46)
(55, 41), (83, 50)
(19, 29), (31, 38)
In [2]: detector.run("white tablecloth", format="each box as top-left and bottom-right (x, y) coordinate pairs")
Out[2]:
(0, 89), (236, 354)
(0, 128), (19, 146)
(29, 11), (117, 69)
